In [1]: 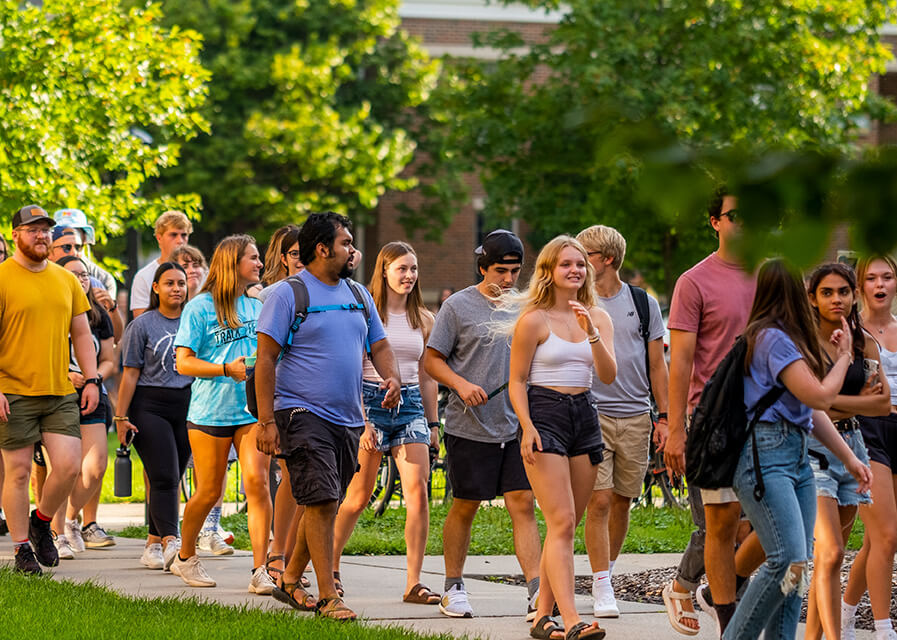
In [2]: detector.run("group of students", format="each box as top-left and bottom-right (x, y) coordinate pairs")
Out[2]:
(2, 197), (897, 640)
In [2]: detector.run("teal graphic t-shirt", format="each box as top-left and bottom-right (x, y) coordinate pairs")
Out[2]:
(175, 292), (261, 426)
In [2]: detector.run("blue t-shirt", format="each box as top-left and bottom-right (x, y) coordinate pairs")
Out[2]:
(256, 271), (387, 426)
(744, 328), (813, 430)
(174, 292), (261, 426)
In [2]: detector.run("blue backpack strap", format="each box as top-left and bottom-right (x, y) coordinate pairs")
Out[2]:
(282, 276), (310, 357)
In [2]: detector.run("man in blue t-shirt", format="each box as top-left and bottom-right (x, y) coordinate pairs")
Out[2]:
(255, 212), (400, 620)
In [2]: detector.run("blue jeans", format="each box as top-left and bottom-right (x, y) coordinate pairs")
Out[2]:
(723, 420), (816, 640)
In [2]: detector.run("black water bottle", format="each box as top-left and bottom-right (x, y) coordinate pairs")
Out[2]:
(114, 443), (132, 498)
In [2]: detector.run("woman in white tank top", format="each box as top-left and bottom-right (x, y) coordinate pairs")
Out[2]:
(332, 241), (442, 605)
(843, 255), (897, 640)
(507, 236), (616, 640)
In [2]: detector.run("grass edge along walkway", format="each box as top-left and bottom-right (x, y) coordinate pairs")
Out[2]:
(0, 569), (460, 640)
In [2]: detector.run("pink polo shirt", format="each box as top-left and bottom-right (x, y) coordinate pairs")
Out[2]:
(668, 252), (756, 412)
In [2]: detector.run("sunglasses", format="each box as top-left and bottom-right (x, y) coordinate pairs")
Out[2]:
(57, 243), (83, 253)
(719, 210), (738, 222)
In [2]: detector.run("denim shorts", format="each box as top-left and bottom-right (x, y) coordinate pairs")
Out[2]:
(524, 386), (604, 464)
(362, 381), (429, 452)
(809, 426), (872, 506)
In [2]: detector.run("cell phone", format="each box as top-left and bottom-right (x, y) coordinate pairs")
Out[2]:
(864, 358), (880, 384)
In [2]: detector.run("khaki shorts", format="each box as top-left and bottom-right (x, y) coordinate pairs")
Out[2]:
(593, 412), (653, 498)
(0, 394), (81, 450)
(700, 486), (739, 504)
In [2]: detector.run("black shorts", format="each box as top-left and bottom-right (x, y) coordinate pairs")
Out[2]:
(274, 408), (362, 506)
(186, 422), (252, 439)
(445, 433), (530, 501)
(858, 413), (897, 472)
(76, 388), (110, 426)
(525, 386), (604, 464)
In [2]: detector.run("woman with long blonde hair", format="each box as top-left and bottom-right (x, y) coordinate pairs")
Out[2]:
(509, 235), (616, 640)
(331, 241), (442, 604)
(173, 234), (274, 592)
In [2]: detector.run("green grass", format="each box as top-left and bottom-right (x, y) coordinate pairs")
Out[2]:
(0, 570), (453, 640)
(100, 432), (243, 504)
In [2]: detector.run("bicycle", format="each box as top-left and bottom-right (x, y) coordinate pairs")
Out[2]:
(369, 442), (452, 516)
(637, 421), (688, 509)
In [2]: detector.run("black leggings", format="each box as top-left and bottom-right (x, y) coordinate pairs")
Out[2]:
(130, 385), (191, 538)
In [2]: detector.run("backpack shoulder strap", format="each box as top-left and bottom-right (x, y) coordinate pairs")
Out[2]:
(282, 276), (310, 356)
(346, 279), (373, 354)
(627, 283), (653, 393)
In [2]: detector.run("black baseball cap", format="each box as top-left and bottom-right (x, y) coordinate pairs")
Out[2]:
(475, 229), (524, 265)
(12, 205), (55, 229)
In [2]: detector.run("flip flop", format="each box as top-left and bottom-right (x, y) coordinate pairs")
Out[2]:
(403, 583), (441, 605)
(530, 615), (565, 640)
(662, 583), (700, 636)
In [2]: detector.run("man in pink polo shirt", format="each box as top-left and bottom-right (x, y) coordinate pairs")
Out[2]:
(662, 190), (757, 636)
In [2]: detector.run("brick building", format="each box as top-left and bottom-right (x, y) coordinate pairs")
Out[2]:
(361, 4), (897, 299)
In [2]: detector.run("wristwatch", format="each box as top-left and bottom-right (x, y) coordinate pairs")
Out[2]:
(83, 377), (101, 388)
(656, 412), (668, 421)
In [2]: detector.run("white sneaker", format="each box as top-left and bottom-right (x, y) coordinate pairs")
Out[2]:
(696, 584), (720, 637)
(593, 589), (620, 618)
(873, 629), (897, 640)
(64, 519), (85, 553)
(171, 554), (216, 587)
(248, 566), (276, 595)
(54, 534), (75, 560)
(141, 543), (164, 570)
(197, 531), (234, 556)
(439, 584), (474, 618)
(841, 614), (856, 640)
(162, 538), (181, 571)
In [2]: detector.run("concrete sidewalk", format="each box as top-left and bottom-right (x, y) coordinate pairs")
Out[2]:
(0, 531), (868, 640)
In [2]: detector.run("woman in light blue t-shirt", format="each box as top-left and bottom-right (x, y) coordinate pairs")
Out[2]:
(172, 234), (273, 593)
(723, 259), (872, 640)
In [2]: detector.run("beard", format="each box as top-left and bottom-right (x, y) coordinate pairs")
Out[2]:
(338, 261), (354, 280)
(19, 240), (49, 263)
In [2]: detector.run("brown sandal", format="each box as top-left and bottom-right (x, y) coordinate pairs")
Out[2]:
(333, 571), (344, 597)
(272, 580), (317, 611)
(265, 553), (285, 582)
(403, 583), (441, 605)
(315, 596), (357, 621)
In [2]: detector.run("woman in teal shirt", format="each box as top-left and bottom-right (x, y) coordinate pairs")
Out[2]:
(172, 234), (273, 594)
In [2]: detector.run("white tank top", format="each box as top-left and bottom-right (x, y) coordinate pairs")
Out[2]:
(529, 330), (594, 388)
(362, 311), (423, 384)
(879, 346), (897, 406)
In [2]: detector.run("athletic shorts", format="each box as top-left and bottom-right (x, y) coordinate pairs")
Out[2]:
(858, 413), (897, 472)
(526, 386), (604, 464)
(810, 427), (872, 506)
(186, 422), (252, 439)
(275, 407), (362, 505)
(593, 412), (653, 497)
(445, 433), (530, 501)
(0, 394), (81, 450)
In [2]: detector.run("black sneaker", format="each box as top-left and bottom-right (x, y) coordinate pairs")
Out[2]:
(14, 545), (42, 575)
(28, 510), (59, 567)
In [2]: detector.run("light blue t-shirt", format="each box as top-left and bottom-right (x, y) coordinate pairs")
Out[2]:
(744, 327), (813, 430)
(256, 271), (387, 426)
(174, 292), (261, 426)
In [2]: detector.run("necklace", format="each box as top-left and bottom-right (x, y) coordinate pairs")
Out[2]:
(548, 310), (574, 335)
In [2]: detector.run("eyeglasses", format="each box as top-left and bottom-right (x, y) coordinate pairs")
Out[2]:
(71, 272), (91, 282)
(720, 210), (738, 222)
(56, 243), (83, 253)
(285, 250), (301, 259)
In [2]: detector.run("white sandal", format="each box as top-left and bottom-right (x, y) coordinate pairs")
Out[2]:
(662, 583), (700, 636)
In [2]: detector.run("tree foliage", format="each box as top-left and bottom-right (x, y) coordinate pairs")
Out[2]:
(0, 0), (209, 242)
(433, 0), (897, 293)
(147, 0), (439, 240)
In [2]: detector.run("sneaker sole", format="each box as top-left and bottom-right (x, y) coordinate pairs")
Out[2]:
(210, 547), (234, 556)
(593, 607), (620, 618)
(84, 540), (116, 548)
(142, 561), (164, 570)
(248, 584), (275, 595)
(439, 603), (473, 618)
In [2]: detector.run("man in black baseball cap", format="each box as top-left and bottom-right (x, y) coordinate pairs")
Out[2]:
(12, 205), (56, 229)
(474, 229), (524, 266)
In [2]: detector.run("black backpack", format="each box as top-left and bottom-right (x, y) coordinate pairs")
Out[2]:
(685, 336), (785, 500)
(627, 284), (653, 396)
(246, 275), (371, 419)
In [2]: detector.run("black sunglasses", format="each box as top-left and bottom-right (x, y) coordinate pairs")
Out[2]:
(57, 243), (83, 253)
(719, 210), (738, 222)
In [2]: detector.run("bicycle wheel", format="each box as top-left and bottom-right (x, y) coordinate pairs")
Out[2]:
(373, 456), (400, 516)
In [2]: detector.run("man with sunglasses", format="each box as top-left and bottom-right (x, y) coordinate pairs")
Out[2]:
(662, 189), (758, 636)
(0, 205), (100, 575)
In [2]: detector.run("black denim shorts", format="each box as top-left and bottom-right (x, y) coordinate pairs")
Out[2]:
(524, 386), (604, 464)
(274, 407), (362, 505)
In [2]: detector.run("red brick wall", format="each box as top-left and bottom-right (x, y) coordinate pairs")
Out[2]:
(402, 17), (552, 45)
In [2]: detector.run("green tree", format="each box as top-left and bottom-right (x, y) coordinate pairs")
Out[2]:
(435, 0), (896, 294)
(147, 0), (439, 243)
(0, 0), (209, 248)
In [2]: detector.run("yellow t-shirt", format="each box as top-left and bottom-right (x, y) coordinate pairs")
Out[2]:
(0, 259), (91, 396)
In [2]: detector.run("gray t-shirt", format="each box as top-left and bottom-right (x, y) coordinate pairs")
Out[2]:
(591, 284), (665, 417)
(427, 285), (517, 443)
(121, 309), (193, 389)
